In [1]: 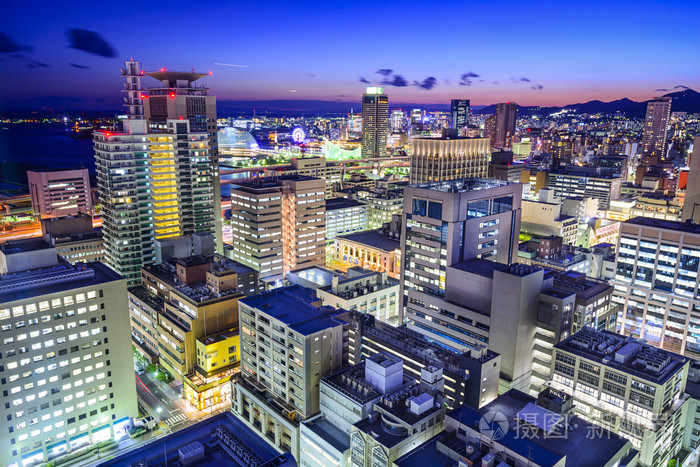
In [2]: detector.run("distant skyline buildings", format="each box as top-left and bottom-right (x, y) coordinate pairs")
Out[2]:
(450, 99), (470, 129)
(493, 102), (517, 149)
(641, 95), (672, 156)
(361, 86), (388, 158)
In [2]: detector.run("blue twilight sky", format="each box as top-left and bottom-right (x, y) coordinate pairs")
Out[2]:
(1, 0), (699, 110)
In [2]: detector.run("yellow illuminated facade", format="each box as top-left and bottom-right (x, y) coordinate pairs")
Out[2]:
(183, 329), (240, 411)
(95, 119), (216, 285)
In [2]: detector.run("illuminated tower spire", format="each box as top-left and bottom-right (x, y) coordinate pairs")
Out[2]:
(121, 59), (144, 119)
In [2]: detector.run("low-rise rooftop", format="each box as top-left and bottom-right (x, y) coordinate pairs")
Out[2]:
(624, 216), (700, 234)
(353, 385), (440, 448)
(303, 416), (351, 453)
(555, 328), (689, 385)
(439, 389), (635, 467)
(336, 231), (400, 252)
(326, 197), (364, 211)
(128, 285), (165, 312)
(198, 328), (239, 346)
(409, 177), (514, 193)
(241, 285), (348, 336)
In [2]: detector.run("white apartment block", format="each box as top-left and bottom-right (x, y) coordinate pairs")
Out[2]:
(0, 240), (137, 467)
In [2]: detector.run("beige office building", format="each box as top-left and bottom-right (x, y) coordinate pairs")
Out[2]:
(263, 157), (342, 199)
(228, 175), (325, 284)
(409, 136), (490, 184)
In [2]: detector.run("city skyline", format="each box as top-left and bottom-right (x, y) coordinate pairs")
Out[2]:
(2, 0), (700, 110)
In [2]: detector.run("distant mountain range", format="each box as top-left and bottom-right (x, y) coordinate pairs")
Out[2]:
(473, 88), (700, 117)
(2, 89), (698, 118)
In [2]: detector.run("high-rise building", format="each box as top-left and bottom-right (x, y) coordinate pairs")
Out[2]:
(410, 109), (422, 124)
(682, 136), (700, 223)
(94, 60), (216, 285)
(231, 286), (350, 459)
(0, 239), (137, 466)
(488, 150), (524, 183)
(409, 136), (490, 184)
(550, 328), (692, 466)
(361, 87), (388, 158)
(390, 110), (405, 133)
(642, 96), (672, 156)
(483, 114), (496, 143)
(613, 217), (700, 358)
(401, 179), (522, 284)
(494, 102), (517, 149)
(143, 66), (222, 252)
(450, 99), (470, 129)
(547, 168), (622, 210)
(324, 198), (369, 245)
(27, 168), (92, 218)
(228, 175), (325, 284)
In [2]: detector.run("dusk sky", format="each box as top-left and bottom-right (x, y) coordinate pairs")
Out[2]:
(2, 0), (699, 110)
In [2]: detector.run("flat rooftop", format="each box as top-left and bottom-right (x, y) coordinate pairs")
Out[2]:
(326, 197), (364, 211)
(198, 328), (239, 346)
(287, 266), (345, 288)
(101, 412), (280, 467)
(540, 287), (575, 300)
(0, 260), (122, 304)
(337, 230), (400, 252)
(450, 258), (508, 278)
(323, 361), (382, 405)
(318, 270), (399, 299)
(444, 390), (633, 467)
(0, 238), (53, 255)
(555, 328), (689, 385)
(412, 136), (487, 141)
(144, 257), (246, 304)
(230, 174), (322, 190)
(354, 387), (440, 448)
(241, 285), (347, 335)
(624, 216), (700, 234)
(357, 312), (499, 374)
(128, 285), (165, 312)
(409, 177), (515, 193)
(303, 416), (351, 453)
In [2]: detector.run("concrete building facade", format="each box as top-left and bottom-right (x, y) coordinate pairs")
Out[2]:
(228, 176), (326, 284)
(409, 137), (489, 184)
(27, 169), (92, 218)
(612, 217), (700, 358)
(0, 240), (137, 466)
(361, 87), (389, 158)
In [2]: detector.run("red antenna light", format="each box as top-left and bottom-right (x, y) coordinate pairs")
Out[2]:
(208, 71), (212, 75)
(170, 92), (176, 98)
